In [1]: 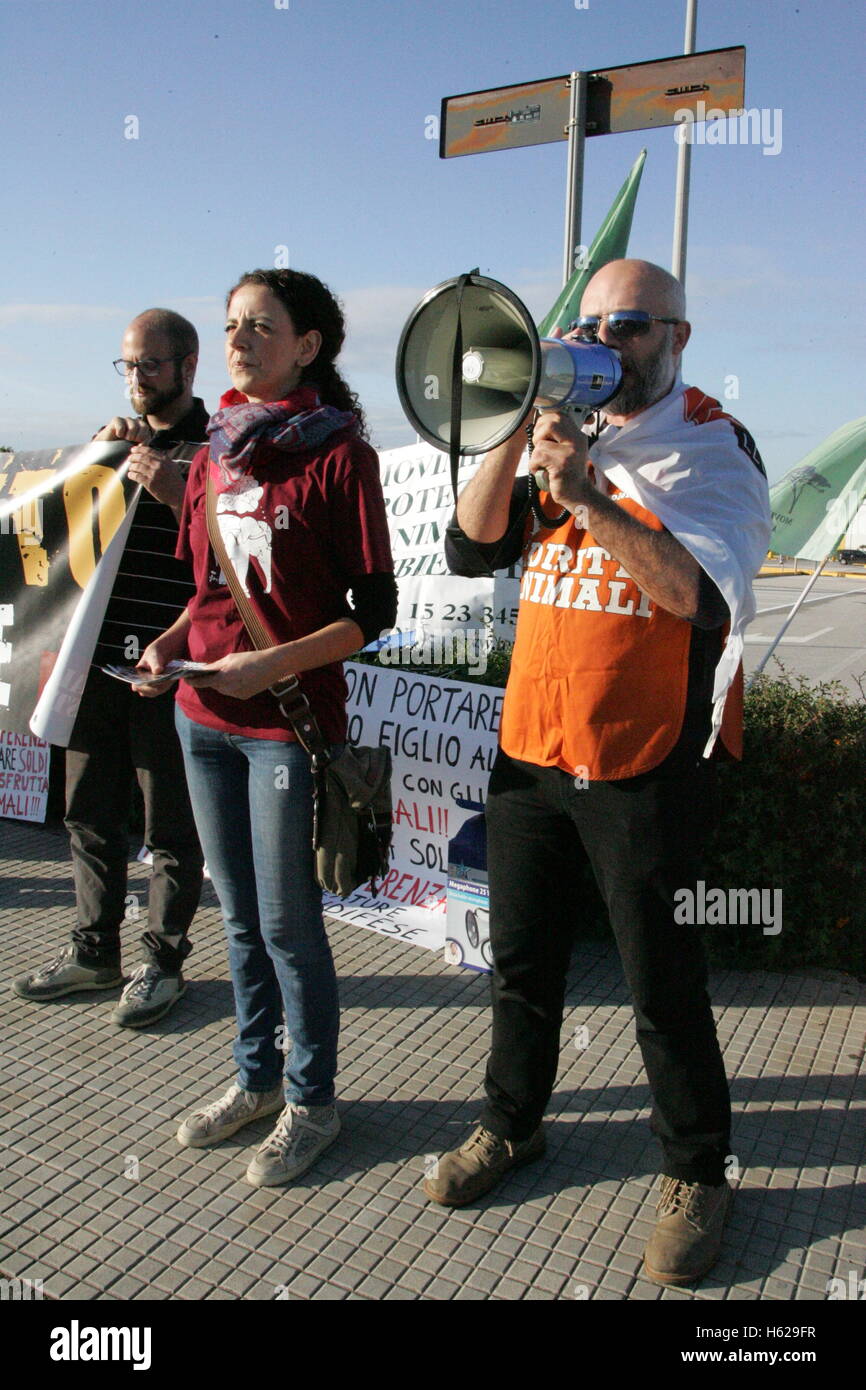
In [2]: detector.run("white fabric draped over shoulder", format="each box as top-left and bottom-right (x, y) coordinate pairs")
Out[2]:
(588, 380), (772, 756)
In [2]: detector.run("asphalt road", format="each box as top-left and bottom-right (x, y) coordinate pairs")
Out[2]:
(745, 572), (866, 696)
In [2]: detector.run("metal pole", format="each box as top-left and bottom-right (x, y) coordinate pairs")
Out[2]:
(749, 554), (831, 682)
(671, 0), (698, 283)
(562, 71), (587, 287)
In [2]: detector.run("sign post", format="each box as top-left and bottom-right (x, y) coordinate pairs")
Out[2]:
(562, 72), (588, 287)
(672, 0), (699, 284)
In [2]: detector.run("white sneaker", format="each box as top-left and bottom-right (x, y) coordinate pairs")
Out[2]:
(177, 1082), (284, 1149)
(245, 1102), (340, 1187)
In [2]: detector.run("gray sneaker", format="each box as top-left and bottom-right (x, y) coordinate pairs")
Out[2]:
(245, 1102), (340, 1187)
(111, 963), (186, 1028)
(13, 945), (123, 1001)
(177, 1083), (284, 1149)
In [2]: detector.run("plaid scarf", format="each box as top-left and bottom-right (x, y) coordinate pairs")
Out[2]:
(207, 387), (356, 490)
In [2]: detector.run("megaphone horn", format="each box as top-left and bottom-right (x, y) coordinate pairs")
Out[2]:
(395, 272), (621, 527)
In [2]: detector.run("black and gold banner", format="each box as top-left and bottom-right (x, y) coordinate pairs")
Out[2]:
(0, 442), (136, 736)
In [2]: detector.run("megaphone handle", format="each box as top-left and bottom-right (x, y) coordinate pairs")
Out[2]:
(525, 416), (571, 530)
(448, 269), (479, 506)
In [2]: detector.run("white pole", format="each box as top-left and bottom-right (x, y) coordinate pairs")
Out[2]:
(671, 0), (698, 283)
(562, 71), (587, 288)
(749, 554), (832, 682)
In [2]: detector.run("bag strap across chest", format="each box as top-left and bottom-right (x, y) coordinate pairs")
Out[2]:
(204, 468), (331, 762)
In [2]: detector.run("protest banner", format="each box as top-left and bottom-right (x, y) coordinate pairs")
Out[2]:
(0, 731), (50, 823)
(323, 661), (501, 951)
(0, 441), (138, 743)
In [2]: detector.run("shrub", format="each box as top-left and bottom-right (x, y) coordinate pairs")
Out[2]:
(702, 672), (866, 976)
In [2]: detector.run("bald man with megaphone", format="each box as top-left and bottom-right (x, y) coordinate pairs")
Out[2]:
(421, 259), (771, 1289)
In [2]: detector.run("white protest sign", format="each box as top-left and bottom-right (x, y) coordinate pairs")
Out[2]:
(0, 731), (50, 823)
(323, 662), (502, 951)
(379, 442), (520, 643)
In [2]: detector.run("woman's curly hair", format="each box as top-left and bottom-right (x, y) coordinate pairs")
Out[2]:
(226, 268), (368, 439)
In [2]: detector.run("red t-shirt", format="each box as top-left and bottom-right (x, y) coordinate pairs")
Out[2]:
(175, 395), (393, 743)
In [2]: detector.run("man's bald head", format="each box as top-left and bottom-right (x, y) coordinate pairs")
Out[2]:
(580, 260), (686, 321)
(120, 309), (199, 426)
(126, 308), (198, 361)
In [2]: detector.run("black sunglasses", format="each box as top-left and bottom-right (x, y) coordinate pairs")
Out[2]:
(571, 311), (681, 343)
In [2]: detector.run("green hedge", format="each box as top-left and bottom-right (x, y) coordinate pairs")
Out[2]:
(702, 671), (866, 976)
(358, 647), (866, 977)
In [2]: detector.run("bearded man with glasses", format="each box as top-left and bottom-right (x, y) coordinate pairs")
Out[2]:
(426, 260), (771, 1288)
(15, 310), (209, 1027)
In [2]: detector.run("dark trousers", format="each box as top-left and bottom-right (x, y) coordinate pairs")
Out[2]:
(64, 668), (203, 971)
(480, 747), (731, 1186)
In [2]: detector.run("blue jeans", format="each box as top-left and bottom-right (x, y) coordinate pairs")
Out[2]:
(175, 707), (339, 1104)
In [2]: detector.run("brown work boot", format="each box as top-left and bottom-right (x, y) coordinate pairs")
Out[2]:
(643, 1176), (732, 1286)
(422, 1123), (545, 1207)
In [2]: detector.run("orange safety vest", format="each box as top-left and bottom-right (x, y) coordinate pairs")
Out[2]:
(499, 478), (741, 780)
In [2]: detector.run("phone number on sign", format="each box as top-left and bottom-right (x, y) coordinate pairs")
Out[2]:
(407, 603), (518, 625)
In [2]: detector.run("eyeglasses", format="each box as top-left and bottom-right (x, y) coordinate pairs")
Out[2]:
(112, 354), (188, 378)
(570, 311), (681, 343)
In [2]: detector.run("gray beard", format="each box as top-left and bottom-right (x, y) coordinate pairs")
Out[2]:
(604, 344), (674, 417)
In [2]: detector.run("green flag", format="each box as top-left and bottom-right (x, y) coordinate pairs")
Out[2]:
(537, 148), (647, 338)
(769, 416), (866, 561)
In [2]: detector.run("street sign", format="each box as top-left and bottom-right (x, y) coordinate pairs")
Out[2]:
(439, 76), (569, 159)
(440, 46), (746, 158)
(587, 45), (745, 135)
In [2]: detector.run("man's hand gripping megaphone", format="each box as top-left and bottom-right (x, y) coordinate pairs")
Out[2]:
(528, 325), (595, 520)
(528, 408), (591, 517)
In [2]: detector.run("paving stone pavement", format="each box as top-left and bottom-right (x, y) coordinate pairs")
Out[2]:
(1, 819), (864, 1302)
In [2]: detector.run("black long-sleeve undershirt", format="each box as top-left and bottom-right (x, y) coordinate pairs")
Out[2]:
(348, 571), (398, 646)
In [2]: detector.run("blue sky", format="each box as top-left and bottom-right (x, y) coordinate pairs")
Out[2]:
(2, 0), (863, 482)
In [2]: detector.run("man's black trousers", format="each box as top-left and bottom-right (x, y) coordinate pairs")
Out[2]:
(480, 746), (731, 1186)
(64, 668), (203, 971)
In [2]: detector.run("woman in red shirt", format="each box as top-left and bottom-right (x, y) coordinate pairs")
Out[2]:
(138, 269), (395, 1186)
